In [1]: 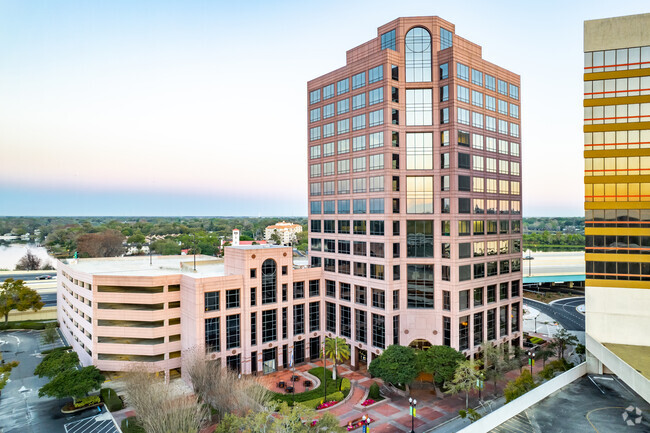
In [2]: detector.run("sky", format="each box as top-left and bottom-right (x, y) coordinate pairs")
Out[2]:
(0, 0), (648, 217)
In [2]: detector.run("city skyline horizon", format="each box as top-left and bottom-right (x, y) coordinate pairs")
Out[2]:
(2, 1), (649, 217)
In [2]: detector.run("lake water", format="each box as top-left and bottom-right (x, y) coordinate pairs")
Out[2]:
(0, 243), (56, 270)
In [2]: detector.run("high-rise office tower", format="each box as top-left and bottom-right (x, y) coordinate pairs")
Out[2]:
(307, 17), (523, 367)
(584, 13), (650, 401)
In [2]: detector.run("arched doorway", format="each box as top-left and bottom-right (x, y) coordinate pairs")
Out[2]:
(409, 339), (433, 351)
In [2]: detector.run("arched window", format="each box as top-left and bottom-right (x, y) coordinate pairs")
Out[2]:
(405, 27), (432, 82)
(261, 259), (277, 304)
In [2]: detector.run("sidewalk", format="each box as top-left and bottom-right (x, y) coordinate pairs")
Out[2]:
(523, 304), (560, 338)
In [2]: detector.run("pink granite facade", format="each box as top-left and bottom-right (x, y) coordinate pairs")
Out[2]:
(307, 16), (523, 366)
(57, 247), (326, 379)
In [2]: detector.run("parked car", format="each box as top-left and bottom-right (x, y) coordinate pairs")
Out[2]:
(36, 275), (52, 280)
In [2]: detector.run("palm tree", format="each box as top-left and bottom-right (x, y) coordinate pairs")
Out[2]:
(445, 359), (483, 409)
(324, 337), (350, 383)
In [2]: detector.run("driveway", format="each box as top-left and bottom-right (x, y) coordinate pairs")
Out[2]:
(0, 330), (99, 433)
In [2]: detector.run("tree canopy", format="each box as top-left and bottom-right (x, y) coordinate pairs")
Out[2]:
(0, 278), (44, 325)
(368, 345), (418, 388)
(445, 359), (483, 409)
(34, 348), (79, 378)
(417, 345), (465, 387)
(77, 229), (125, 257)
(38, 366), (105, 401)
(15, 250), (42, 270)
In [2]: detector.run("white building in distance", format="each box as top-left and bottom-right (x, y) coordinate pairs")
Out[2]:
(264, 222), (302, 245)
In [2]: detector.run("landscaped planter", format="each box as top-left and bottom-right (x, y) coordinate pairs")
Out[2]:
(345, 416), (374, 431)
(316, 400), (339, 410)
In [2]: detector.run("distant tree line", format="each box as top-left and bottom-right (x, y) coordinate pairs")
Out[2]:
(0, 216), (308, 258)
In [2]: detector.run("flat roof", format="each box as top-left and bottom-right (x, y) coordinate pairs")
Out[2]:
(603, 343), (650, 380)
(227, 245), (288, 250)
(60, 252), (309, 279)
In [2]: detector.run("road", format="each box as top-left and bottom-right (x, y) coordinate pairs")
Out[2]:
(1, 271), (56, 282)
(523, 297), (585, 332)
(0, 330), (99, 433)
(1, 272), (57, 307)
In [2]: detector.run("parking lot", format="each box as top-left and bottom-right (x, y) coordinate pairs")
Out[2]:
(0, 329), (112, 433)
(491, 375), (650, 432)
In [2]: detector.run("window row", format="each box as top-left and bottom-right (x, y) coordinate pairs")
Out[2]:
(309, 110), (385, 140)
(453, 108), (520, 137)
(584, 76), (650, 99)
(584, 103), (650, 125)
(585, 156), (650, 176)
(584, 129), (650, 150)
(456, 85), (519, 118)
(586, 260), (650, 281)
(309, 154), (385, 177)
(455, 62), (519, 99)
(586, 235), (650, 254)
(585, 209), (650, 228)
(310, 65), (385, 105)
(447, 303), (521, 350)
(310, 199), (386, 214)
(584, 46), (650, 72)
(450, 281), (521, 312)
(585, 183), (650, 202)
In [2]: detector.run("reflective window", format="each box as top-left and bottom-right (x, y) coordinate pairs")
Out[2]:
(406, 132), (433, 169)
(381, 29), (396, 50)
(485, 74), (496, 91)
(406, 89), (432, 125)
(310, 108), (320, 123)
(352, 72), (365, 89)
(440, 27), (453, 50)
(337, 78), (349, 95)
(353, 135), (366, 152)
(498, 79), (508, 96)
(369, 131), (384, 148)
(310, 89), (321, 104)
(407, 220), (433, 257)
(352, 114), (366, 131)
(369, 65), (383, 84)
(405, 27), (432, 82)
(457, 85), (469, 103)
(323, 84), (335, 100)
(457, 63), (469, 81)
(407, 264), (434, 308)
(472, 69), (483, 86)
(337, 98), (349, 114)
(472, 90), (483, 107)
(369, 87), (384, 105)
(406, 176), (434, 213)
(369, 109), (384, 127)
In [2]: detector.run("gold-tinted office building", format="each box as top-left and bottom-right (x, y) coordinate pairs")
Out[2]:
(583, 13), (650, 402)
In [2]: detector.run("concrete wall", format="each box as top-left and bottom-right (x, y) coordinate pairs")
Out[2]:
(7, 306), (57, 321)
(585, 13), (650, 51)
(586, 285), (650, 346)
(586, 334), (650, 403)
(457, 363), (587, 433)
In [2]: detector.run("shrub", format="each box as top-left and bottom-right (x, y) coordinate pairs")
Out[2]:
(368, 382), (380, 400)
(121, 416), (146, 433)
(73, 395), (100, 408)
(100, 387), (123, 411)
(504, 370), (536, 403)
(538, 359), (573, 380)
(41, 346), (72, 355)
(361, 399), (375, 407)
(529, 337), (545, 345)
(301, 391), (344, 409)
(459, 408), (482, 423)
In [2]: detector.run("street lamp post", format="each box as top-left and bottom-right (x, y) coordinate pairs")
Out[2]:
(409, 397), (417, 433)
(528, 351), (536, 375)
(362, 414), (370, 433)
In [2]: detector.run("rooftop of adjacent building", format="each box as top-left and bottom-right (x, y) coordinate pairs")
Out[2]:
(584, 12), (650, 51)
(603, 342), (650, 380)
(58, 245), (308, 278)
(266, 221), (301, 230)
